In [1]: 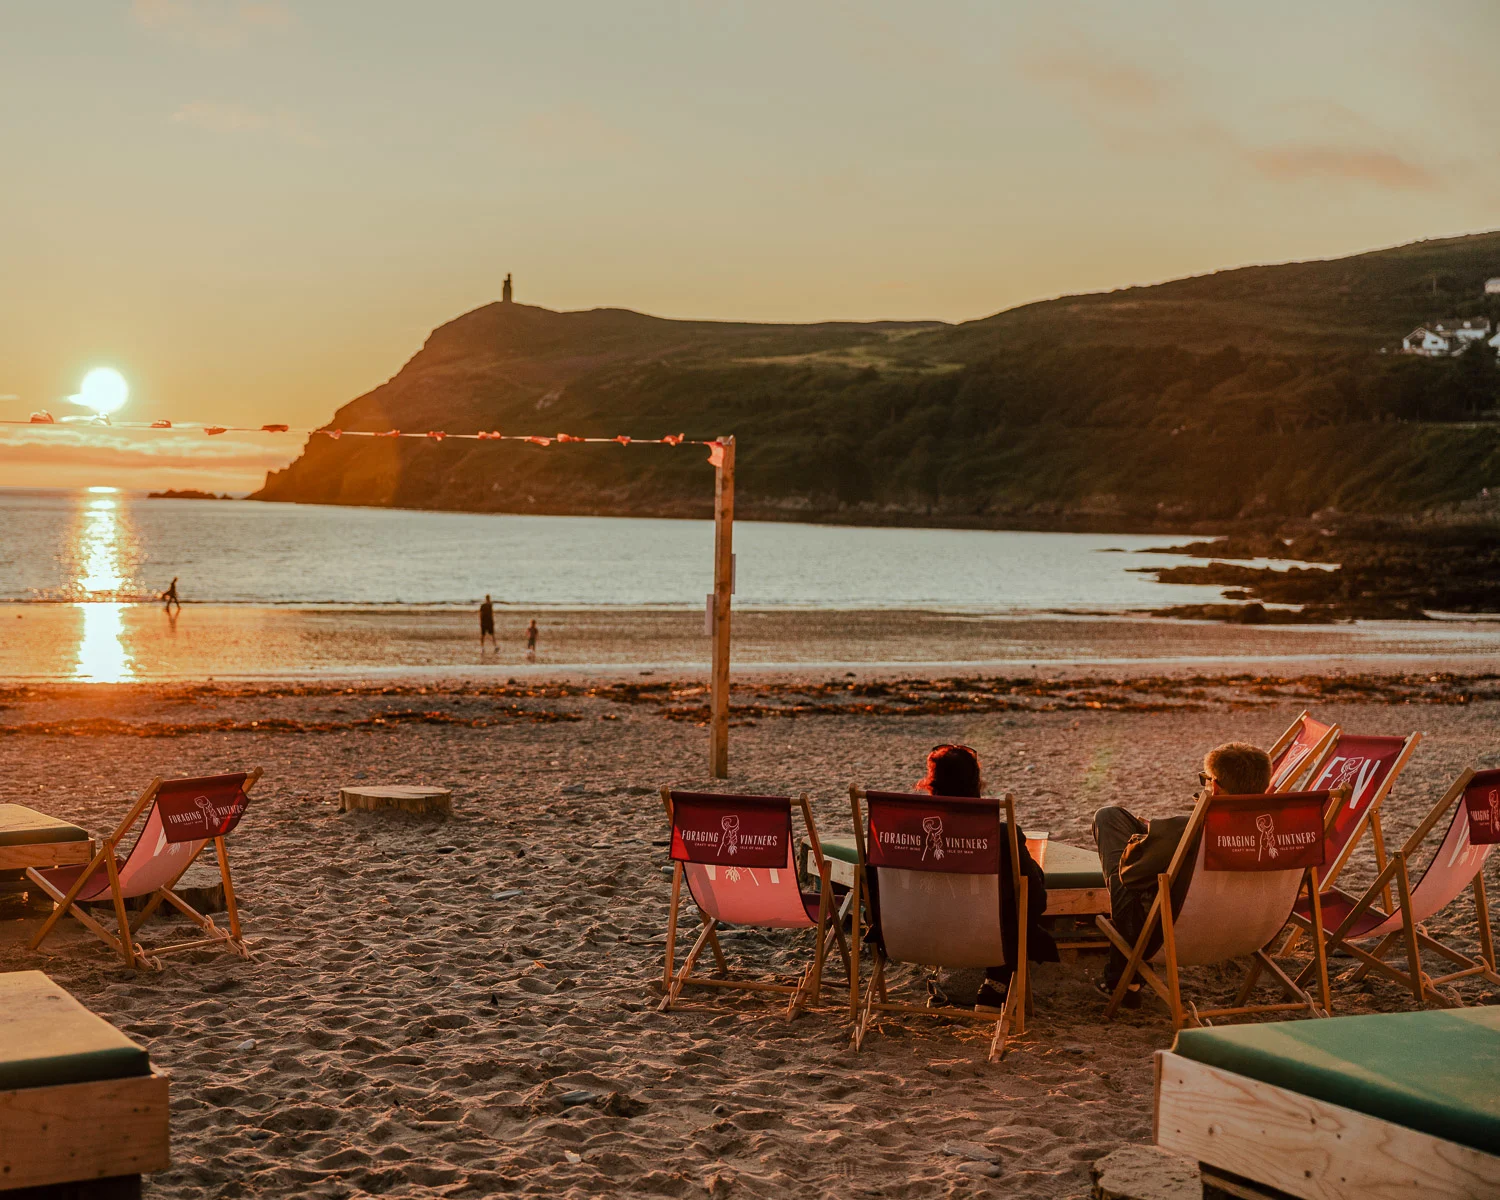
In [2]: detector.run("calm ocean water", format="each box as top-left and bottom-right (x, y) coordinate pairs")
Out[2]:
(1, 488), (1251, 611)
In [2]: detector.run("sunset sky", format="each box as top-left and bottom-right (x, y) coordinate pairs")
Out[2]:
(3, 0), (1498, 491)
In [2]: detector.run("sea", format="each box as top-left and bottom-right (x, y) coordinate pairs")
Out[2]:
(0, 487), (1250, 610)
(6, 489), (1500, 680)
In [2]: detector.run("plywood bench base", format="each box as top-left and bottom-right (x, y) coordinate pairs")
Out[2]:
(1154, 1051), (1500, 1200)
(3, 1173), (143, 1199)
(0, 1073), (169, 1193)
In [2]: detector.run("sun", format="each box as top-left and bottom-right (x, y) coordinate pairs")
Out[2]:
(70, 367), (129, 416)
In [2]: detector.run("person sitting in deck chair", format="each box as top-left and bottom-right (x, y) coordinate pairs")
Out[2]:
(1092, 742), (1272, 1006)
(901, 744), (1057, 1007)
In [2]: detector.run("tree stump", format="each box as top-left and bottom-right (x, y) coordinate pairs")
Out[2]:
(1091, 1146), (1200, 1200)
(338, 785), (452, 818)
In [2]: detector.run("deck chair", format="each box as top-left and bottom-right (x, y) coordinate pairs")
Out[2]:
(1097, 789), (1336, 1031)
(28, 770), (261, 970)
(1288, 767), (1500, 1008)
(847, 786), (1030, 1063)
(1278, 730), (1421, 956)
(1267, 710), (1339, 792)
(660, 788), (848, 1019)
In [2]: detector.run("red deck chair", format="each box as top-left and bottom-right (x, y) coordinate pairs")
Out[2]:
(1098, 790), (1336, 1031)
(1278, 730), (1422, 956)
(1289, 767), (1500, 1006)
(28, 771), (261, 970)
(848, 787), (1031, 1063)
(1267, 711), (1339, 793)
(659, 789), (847, 1018)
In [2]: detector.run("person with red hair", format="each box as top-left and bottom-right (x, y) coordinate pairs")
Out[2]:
(914, 744), (1057, 1008)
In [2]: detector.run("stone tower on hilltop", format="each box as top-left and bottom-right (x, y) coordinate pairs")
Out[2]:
(502, 273), (513, 304)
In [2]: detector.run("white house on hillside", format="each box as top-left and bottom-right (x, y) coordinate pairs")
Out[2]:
(1402, 317), (1493, 356)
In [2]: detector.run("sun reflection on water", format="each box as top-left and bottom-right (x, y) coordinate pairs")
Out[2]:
(70, 493), (136, 681)
(75, 602), (134, 682)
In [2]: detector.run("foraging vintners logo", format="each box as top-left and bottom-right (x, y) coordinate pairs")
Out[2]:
(1255, 813), (1278, 861)
(669, 794), (792, 867)
(1461, 779), (1500, 847)
(1204, 797), (1324, 871)
(921, 816), (945, 861)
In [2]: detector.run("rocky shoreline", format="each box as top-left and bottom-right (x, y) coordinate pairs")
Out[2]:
(1139, 516), (1500, 623)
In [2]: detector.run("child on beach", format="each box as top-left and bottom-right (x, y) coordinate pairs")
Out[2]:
(1091, 741), (1272, 1005)
(525, 619), (538, 660)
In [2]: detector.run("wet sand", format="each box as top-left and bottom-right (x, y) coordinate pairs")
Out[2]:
(2, 677), (1497, 1198)
(5, 601), (1500, 681)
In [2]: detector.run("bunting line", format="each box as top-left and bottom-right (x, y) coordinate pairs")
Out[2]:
(4, 413), (719, 456)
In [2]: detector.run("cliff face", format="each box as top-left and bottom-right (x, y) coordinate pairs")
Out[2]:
(253, 234), (1500, 527)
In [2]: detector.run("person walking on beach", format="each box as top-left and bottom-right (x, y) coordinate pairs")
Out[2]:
(161, 576), (181, 613)
(1091, 741), (1271, 1006)
(525, 618), (538, 661)
(479, 594), (496, 650)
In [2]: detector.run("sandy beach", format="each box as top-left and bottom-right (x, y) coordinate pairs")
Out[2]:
(2, 672), (1497, 1198)
(8, 601), (1500, 680)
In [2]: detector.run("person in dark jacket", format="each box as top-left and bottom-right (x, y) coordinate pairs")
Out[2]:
(915, 743), (1058, 1009)
(1092, 741), (1272, 1004)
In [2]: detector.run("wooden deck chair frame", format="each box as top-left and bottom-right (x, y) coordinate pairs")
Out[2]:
(1278, 730), (1420, 957)
(27, 769), (262, 971)
(659, 787), (850, 1020)
(1267, 710), (1341, 793)
(848, 785), (1029, 1064)
(1096, 788), (1336, 1031)
(1286, 767), (1500, 1008)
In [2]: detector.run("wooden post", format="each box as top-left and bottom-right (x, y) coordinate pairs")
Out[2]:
(709, 435), (735, 778)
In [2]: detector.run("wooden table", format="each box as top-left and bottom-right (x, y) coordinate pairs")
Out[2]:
(0, 804), (94, 873)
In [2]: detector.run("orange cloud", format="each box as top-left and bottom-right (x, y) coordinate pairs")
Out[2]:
(1247, 144), (1439, 190)
(0, 427), (298, 491)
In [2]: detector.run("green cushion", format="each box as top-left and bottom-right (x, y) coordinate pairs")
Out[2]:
(1174, 1008), (1500, 1155)
(821, 836), (1107, 891)
(0, 972), (151, 1091)
(0, 804), (89, 848)
(1040, 840), (1106, 890)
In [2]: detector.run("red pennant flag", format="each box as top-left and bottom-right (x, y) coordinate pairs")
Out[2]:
(613, 435), (631, 445)
(205, 426), (227, 436)
(325, 429), (342, 439)
(151, 419), (172, 429)
(29, 411), (55, 423)
(706, 440), (725, 468)
(426, 430), (446, 440)
(663, 433), (685, 446)
(556, 433), (585, 443)
(527, 436), (552, 446)
(261, 423), (289, 433)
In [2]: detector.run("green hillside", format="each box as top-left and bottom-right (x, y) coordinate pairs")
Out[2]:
(253, 232), (1500, 528)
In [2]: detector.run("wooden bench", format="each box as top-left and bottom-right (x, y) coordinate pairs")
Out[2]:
(1155, 1008), (1500, 1198)
(0, 971), (169, 1196)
